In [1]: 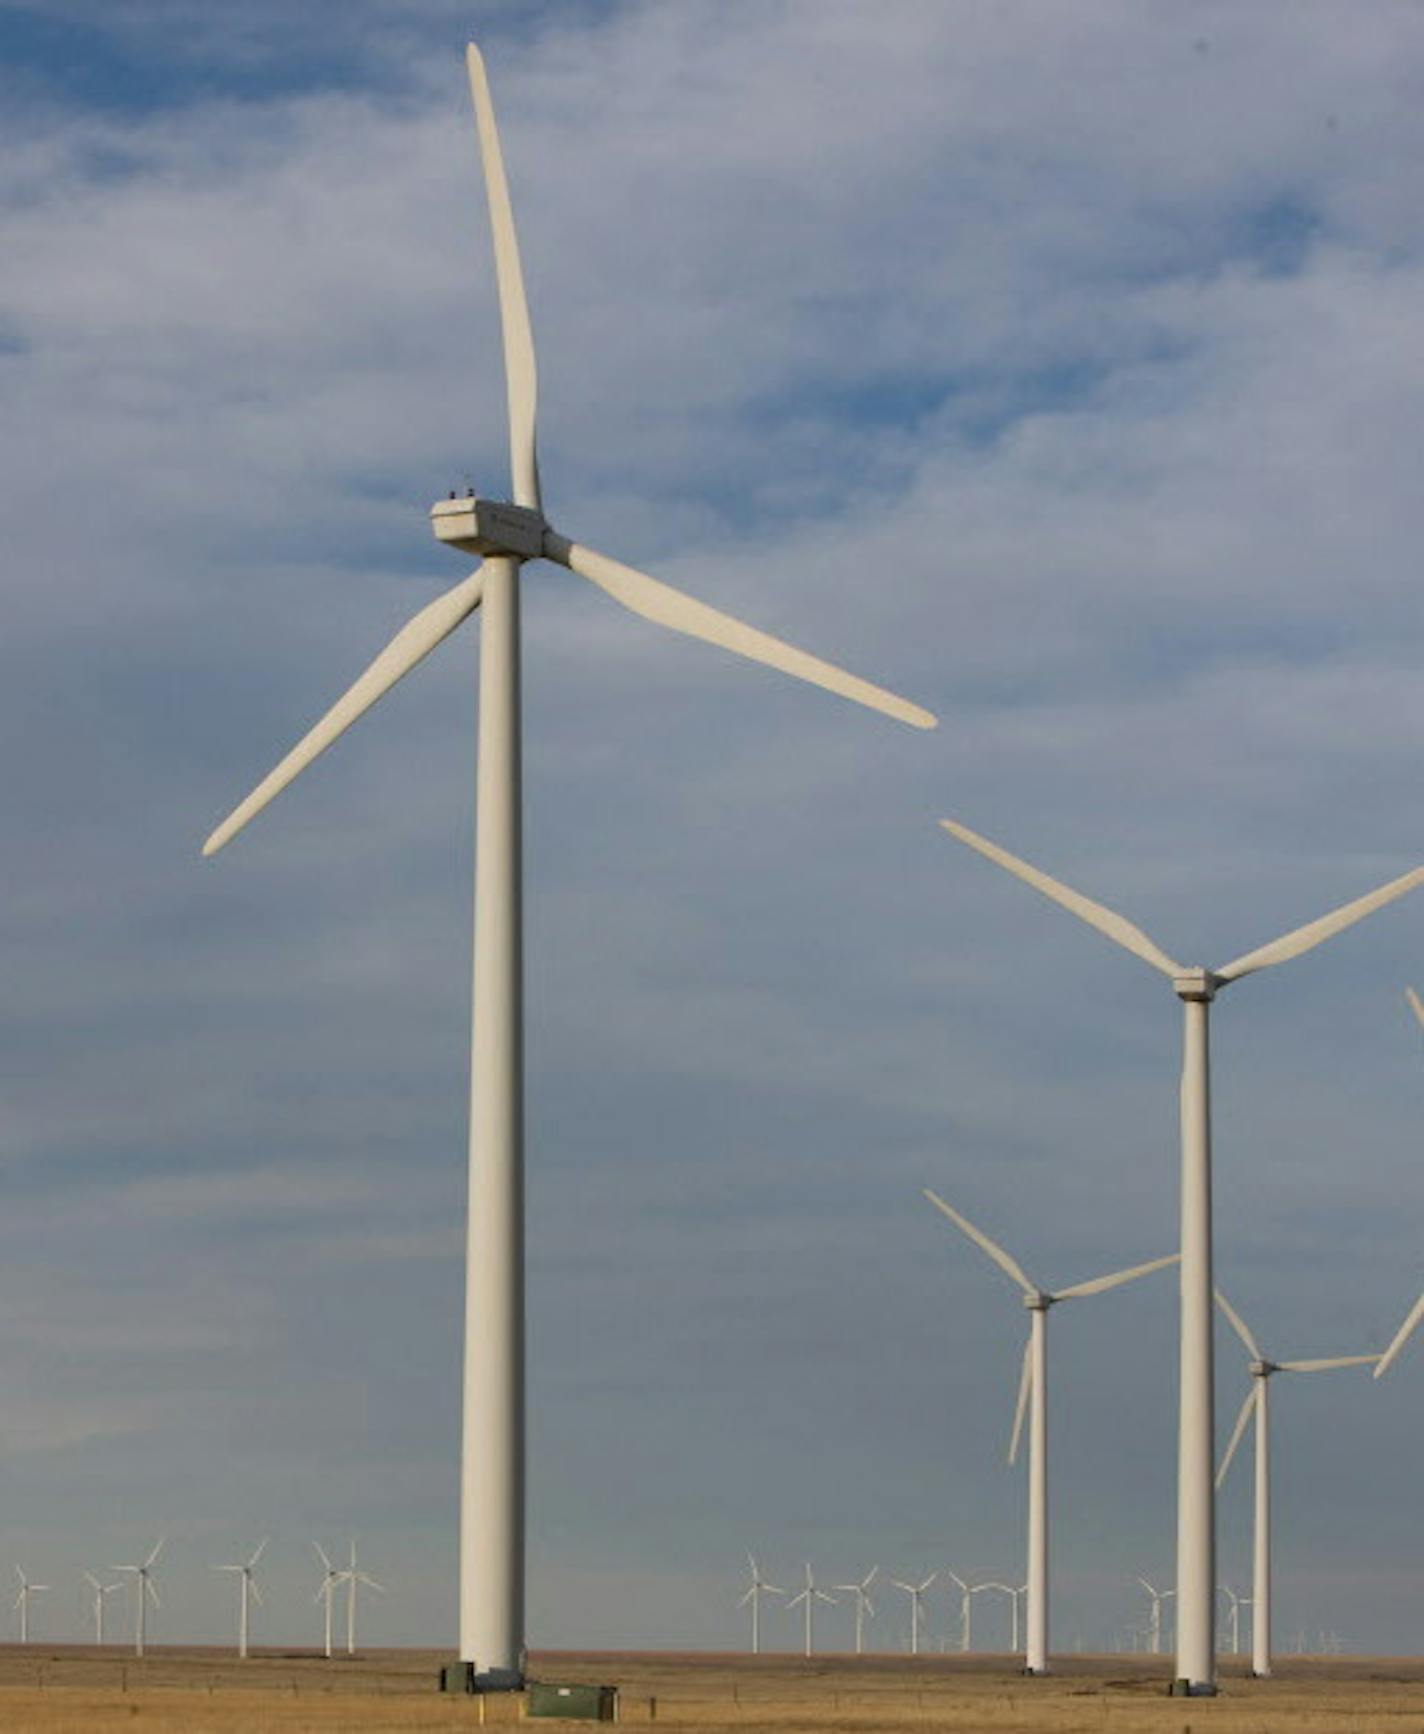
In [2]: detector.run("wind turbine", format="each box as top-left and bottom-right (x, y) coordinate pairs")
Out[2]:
(939, 817), (1424, 1693)
(214, 1539), (267, 1660)
(1214, 1286), (1423, 1678)
(313, 1543), (343, 1659)
(202, 44), (935, 1694)
(112, 1540), (163, 1657)
(82, 1572), (124, 1645)
(944, 1571), (972, 1652)
(1219, 1584), (1249, 1656)
(786, 1564), (836, 1658)
(890, 1573), (936, 1655)
(972, 1581), (1016, 1653)
(343, 1540), (384, 1657)
(832, 1567), (878, 1656)
(1137, 1577), (1174, 1657)
(923, 1186), (1174, 1675)
(738, 1555), (784, 1656)
(13, 1569), (47, 1643)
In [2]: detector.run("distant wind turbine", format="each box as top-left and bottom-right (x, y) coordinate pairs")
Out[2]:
(82, 1572), (124, 1645)
(343, 1540), (384, 1657)
(313, 1543), (343, 1660)
(940, 817), (1424, 1693)
(972, 1581), (1017, 1653)
(112, 1540), (163, 1657)
(944, 1571), (972, 1652)
(202, 42), (934, 1693)
(1219, 1584), (1249, 1656)
(13, 1568), (48, 1644)
(890, 1573), (936, 1655)
(214, 1539), (267, 1661)
(739, 1555), (784, 1656)
(832, 1567), (878, 1656)
(1214, 1286), (1423, 1678)
(786, 1564), (836, 1658)
(924, 1186), (1174, 1675)
(1138, 1577), (1174, 1657)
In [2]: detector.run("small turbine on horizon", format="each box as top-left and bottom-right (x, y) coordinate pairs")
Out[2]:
(785, 1564), (836, 1659)
(1138, 1577), (1174, 1657)
(112, 1539), (163, 1658)
(924, 1186), (1174, 1675)
(202, 42), (936, 1694)
(944, 1571), (973, 1653)
(939, 816), (1424, 1693)
(738, 1555), (784, 1657)
(342, 1540), (384, 1657)
(214, 1539), (268, 1661)
(890, 1573), (937, 1656)
(13, 1568), (48, 1644)
(832, 1567), (878, 1656)
(82, 1572), (124, 1646)
(313, 1543), (343, 1660)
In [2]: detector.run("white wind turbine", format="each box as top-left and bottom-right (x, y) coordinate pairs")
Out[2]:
(214, 1539), (267, 1660)
(313, 1543), (343, 1659)
(112, 1540), (163, 1657)
(82, 1572), (124, 1645)
(939, 818), (1424, 1693)
(202, 43), (934, 1693)
(1219, 1584), (1249, 1656)
(924, 1187), (1175, 1675)
(890, 1573), (936, 1655)
(944, 1571), (972, 1652)
(786, 1564), (836, 1658)
(13, 1568), (48, 1643)
(1137, 1577), (1174, 1657)
(739, 1555), (784, 1656)
(1214, 1286), (1424, 1678)
(832, 1567), (878, 1656)
(342, 1539), (384, 1657)
(972, 1580), (1017, 1653)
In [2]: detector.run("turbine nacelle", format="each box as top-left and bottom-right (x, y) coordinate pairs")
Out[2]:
(432, 496), (547, 560)
(1172, 968), (1219, 1003)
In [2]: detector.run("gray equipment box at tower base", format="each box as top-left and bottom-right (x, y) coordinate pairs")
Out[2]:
(527, 1681), (619, 1719)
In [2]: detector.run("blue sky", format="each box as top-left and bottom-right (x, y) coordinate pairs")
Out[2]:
(3, 0), (1424, 1658)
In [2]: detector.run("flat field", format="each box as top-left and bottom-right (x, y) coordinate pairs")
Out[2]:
(0, 1646), (1421, 1732)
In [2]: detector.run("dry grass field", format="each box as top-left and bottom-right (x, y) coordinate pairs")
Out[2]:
(0, 1646), (1421, 1732)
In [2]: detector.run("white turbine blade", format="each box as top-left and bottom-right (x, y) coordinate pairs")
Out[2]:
(313, 1542), (333, 1573)
(939, 821), (1185, 979)
(146, 1579), (161, 1608)
(891, 1580), (914, 1594)
(145, 1538), (165, 1569)
(203, 571), (485, 857)
(861, 1566), (879, 1592)
(1214, 1289), (1262, 1360)
(10, 1591), (20, 1612)
(465, 45), (539, 509)
(357, 1573), (385, 1592)
(12, 1567), (23, 1587)
(1278, 1355), (1380, 1373)
(746, 1552), (758, 1579)
(547, 534), (936, 731)
(923, 1189), (1037, 1295)
(1215, 864), (1424, 983)
(1215, 1387), (1257, 1489)
(814, 1589), (837, 1604)
(1375, 1290), (1424, 1378)
(1055, 1253), (1177, 1299)
(250, 1580), (264, 1607)
(762, 1583), (785, 1597)
(917, 1573), (938, 1593)
(83, 1572), (101, 1592)
(1008, 1335), (1032, 1466)
(1406, 986), (1424, 1031)
(1137, 1577), (1159, 1596)
(248, 1539), (268, 1570)
(215, 1564), (242, 1574)
(737, 1586), (755, 1607)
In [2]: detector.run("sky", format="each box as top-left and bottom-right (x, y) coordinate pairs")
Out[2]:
(3, 0), (1424, 1660)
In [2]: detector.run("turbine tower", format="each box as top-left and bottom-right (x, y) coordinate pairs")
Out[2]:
(944, 1571), (972, 1652)
(214, 1539), (267, 1660)
(1214, 1286), (1422, 1678)
(939, 818), (1424, 1692)
(82, 1572), (124, 1645)
(112, 1540), (163, 1658)
(12, 1569), (47, 1644)
(313, 1543), (343, 1660)
(343, 1540), (384, 1656)
(785, 1564), (836, 1658)
(890, 1573), (936, 1655)
(924, 1186), (1174, 1675)
(832, 1567), (878, 1656)
(202, 43), (935, 1692)
(738, 1555), (784, 1656)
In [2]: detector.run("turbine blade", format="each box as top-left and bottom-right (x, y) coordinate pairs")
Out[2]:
(861, 1566), (879, 1591)
(313, 1543), (332, 1573)
(923, 1189), (1037, 1295)
(145, 1539), (165, 1569)
(1055, 1253), (1177, 1299)
(1215, 863), (1424, 983)
(917, 1573), (938, 1593)
(547, 534), (936, 730)
(938, 821), (1185, 978)
(1215, 1387), (1257, 1489)
(1214, 1289), (1262, 1360)
(1008, 1334), (1032, 1465)
(737, 1587), (755, 1607)
(465, 44), (539, 510)
(249, 1539), (268, 1569)
(146, 1580), (161, 1607)
(202, 571), (484, 856)
(1406, 986), (1424, 1031)
(1278, 1355), (1380, 1372)
(1375, 1290), (1424, 1378)
(250, 1581), (264, 1607)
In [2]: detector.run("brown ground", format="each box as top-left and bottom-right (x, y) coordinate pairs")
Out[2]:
(0, 1646), (1420, 1731)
